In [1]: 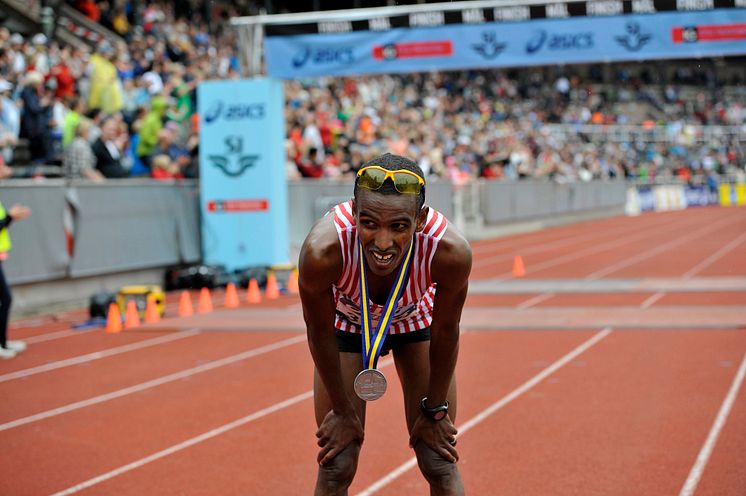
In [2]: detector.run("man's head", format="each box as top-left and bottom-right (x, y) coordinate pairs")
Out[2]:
(354, 153), (426, 212)
(352, 153), (428, 277)
(101, 117), (119, 141)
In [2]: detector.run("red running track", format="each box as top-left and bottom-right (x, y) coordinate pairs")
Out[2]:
(0, 206), (744, 495)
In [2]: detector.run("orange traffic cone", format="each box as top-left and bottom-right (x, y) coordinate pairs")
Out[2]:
(124, 300), (141, 329)
(144, 297), (161, 323)
(224, 282), (240, 308)
(197, 287), (214, 313)
(286, 269), (299, 294)
(512, 255), (526, 278)
(178, 290), (193, 317)
(246, 278), (262, 304)
(106, 302), (122, 333)
(265, 272), (279, 300)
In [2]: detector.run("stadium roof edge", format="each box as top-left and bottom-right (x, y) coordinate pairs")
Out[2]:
(231, 0), (560, 26)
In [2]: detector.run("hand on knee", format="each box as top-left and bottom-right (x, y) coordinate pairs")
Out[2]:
(316, 442), (360, 493)
(414, 442), (464, 494)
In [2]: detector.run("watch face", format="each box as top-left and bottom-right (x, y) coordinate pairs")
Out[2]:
(433, 410), (447, 421)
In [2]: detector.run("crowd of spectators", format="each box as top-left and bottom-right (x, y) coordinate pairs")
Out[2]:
(0, 0), (245, 180)
(285, 69), (745, 184)
(0, 0), (744, 185)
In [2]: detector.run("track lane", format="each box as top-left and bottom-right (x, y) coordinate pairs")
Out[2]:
(2, 205), (744, 495)
(43, 331), (602, 495)
(691, 354), (746, 496)
(0, 329), (191, 374)
(0, 332), (308, 495)
(379, 329), (746, 495)
(471, 209), (691, 278)
(0, 332), (301, 424)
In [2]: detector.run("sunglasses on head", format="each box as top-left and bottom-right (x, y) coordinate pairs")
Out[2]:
(356, 166), (425, 195)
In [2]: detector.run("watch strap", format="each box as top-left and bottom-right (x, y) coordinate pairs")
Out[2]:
(420, 397), (449, 420)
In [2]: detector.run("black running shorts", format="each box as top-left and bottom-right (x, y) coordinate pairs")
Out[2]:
(335, 327), (431, 356)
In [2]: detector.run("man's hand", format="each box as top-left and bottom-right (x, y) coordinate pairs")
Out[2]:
(409, 414), (459, 463)
(316, 409), (364, 466)
(8, 204), (31, 221)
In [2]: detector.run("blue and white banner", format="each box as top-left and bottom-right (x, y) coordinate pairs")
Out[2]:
(265, 9), (746, 78)
(198, 79), (288, 270)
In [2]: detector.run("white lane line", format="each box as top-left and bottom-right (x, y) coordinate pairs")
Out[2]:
(679, 352), (746, 496)
(516, 293), (555, 310)
(0, 334), (307, 432)
(640, 226), (746, 309)
(473, 223), (627, 262)
(49, 390), (315, 496)
(488, 214), (692, 281)
(586, 215), (739, 280)
(640, 292), (665, 309)
(507, 213), (725, 309)
(24, 329), (94, 344)
(356, 327), (613, 496)
(0, 330), (201, 383)
(48, 356), (396, 496)
(681, 231), (746, 280)
(473, 214), (675, 270)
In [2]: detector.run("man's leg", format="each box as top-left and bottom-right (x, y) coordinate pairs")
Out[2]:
(393, 341), (464, 496)
(0, 263), (12, 349)
(313, 352), (366, 496)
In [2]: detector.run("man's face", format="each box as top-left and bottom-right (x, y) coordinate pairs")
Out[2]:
(353, 188), (425, 277)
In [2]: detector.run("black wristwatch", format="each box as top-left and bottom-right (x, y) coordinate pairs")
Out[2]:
(420, 397), (449, 421)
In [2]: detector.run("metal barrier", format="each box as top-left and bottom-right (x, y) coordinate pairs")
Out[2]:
(0, 178), (626, 312)
(0, 180), (201, 286)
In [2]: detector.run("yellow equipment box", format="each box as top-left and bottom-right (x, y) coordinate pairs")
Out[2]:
(117, 285), (166, 318)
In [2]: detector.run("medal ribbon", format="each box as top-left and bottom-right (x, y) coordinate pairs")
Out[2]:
(359, 236), (414, 370)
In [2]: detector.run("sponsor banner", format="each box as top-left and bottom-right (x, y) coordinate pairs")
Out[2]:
(683, 185), (719, 207)
(672, 22), (746, 42)
(718, 182), (746, 206)
(198, 79), (288, 270)
(636, 186), (657, 212)
(265, 9), (746, 78)
(263, 1), (744, 36)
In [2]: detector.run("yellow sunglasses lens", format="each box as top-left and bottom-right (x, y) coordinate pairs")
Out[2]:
(357, 168), (423, 195)
(390, 172), (422, 194)
(357, 167), (388, 191)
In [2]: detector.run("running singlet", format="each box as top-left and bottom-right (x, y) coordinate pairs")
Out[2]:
(330, 200), (448, 334)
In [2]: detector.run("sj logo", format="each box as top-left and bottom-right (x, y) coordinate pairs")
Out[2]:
(207, 136), (259, 177)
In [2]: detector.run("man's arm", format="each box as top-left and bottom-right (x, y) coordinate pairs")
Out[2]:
(298, 215), (355, 417)
(426, 226), (472, 407)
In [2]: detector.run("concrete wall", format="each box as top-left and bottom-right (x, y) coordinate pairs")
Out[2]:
(1, 178), (626, 314)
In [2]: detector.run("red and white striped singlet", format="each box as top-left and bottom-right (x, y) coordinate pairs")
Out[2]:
(330, 200), (448, 334)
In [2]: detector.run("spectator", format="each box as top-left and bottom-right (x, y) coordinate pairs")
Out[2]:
(63, 119), (104, 181)
(295, 146), (323, 178)
(0, 79), (19, 164)
(47, 48), (76, 100)
(19, 71), (52, 164)
(0, 165), (31, 359)
(92, 117), (128, 177)
(136, 95), (167, 169)
(87, 43), (123, 114)
(62, 95), (86, 148)
(151, 153), (182, 180)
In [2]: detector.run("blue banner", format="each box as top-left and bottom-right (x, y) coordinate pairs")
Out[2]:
(265, 9), (746, 78)
(198, 79), (288, 270)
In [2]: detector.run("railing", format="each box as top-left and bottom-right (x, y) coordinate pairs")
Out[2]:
(542, 124), (745, 145)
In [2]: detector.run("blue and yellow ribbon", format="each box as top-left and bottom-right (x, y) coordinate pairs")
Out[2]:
(359, 237), (414, 370)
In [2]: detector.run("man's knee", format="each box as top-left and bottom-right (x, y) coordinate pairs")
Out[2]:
(316, 443), (360, 493)
(414, 442), (462, 491)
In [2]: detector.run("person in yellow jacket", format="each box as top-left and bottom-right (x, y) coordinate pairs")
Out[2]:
(0, 183), (31, 359)
(87, 44), (123, 115)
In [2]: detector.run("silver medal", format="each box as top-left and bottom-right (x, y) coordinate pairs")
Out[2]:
(353, 369), (387, 401)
